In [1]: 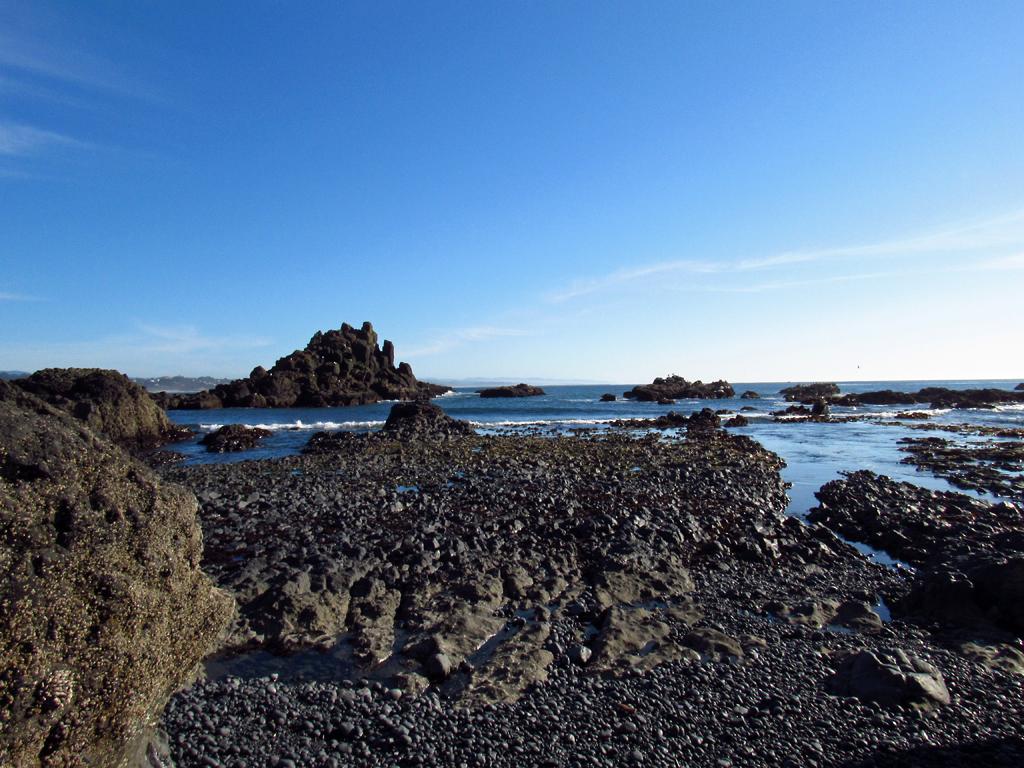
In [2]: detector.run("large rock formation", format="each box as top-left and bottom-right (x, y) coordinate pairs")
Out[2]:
(14, 368), (190, 448)
(158, 322), (448, 409)
(0, 381), (232, 767)
(623, 375), (734, 402)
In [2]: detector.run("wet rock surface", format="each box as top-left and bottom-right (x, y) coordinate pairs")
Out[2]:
(201, 424), (273, 453)
(13, 367), (191, 448)
(0, 380), (231, 767)
(153, 423), (1024, 767)
(158, 322), (447, 409)
(899, 436), (1024, 502)
(623, 375), (734, 402)
(477, 383), (546, 398)
(808, 470), (1023, 569)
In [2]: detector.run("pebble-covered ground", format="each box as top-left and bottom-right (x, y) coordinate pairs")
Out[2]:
(156, 411), (1024, 768)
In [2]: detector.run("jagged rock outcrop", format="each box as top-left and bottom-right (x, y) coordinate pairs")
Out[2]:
(158, 322), (448, 409)
(14, 368), (190, 448)
(780, 382), (840, 402)
(478, 383), (545, 398)
(623, 375), (734, 402)
(0, 381), (232, 768)
(200, 424), (272, 453)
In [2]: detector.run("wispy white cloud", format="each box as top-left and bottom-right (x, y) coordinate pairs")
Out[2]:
(404, 326), (532, 357)
(549, 207), (1024, 302)
(0, 290), (41, 301)
(0, 324), (275, 377)
(0, 121), (87, 155)
(0, 16), (144, 97)
(136, 324), (274, 355)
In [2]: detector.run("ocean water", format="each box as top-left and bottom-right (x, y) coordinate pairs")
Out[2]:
(165, 379), (1023, 519)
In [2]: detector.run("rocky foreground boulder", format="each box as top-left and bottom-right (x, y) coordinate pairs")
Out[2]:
(14, 368), (190, 449)
(157, 322), (448, 409)
(0, 380), (232, 767)
(624, 375), (734, 402)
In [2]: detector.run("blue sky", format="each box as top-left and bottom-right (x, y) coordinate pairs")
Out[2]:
(2, 1), (1022, 382)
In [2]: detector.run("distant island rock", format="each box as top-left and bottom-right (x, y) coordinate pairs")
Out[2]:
(478, 383), (546, 398)
(1016, 382), (1024, 391)
(155, 322), (449, 409)
(623, 375), (734, 402)
(14, 368), (191, 448)
(780, 382), (840, 401)
(600, 393), (616, 402)
(740, 390), (760, 399)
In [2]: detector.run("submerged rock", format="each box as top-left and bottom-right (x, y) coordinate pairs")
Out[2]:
(383, 400), (475, 439)
(14, 368), (190, 448)
(478, 383), (546, 398)
(0, 380), (232, 767)
(200, 424), (272, 452)
(600, 393), (616, 402)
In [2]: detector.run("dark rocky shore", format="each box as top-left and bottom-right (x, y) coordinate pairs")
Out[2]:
(150, 409), (1023, 767)
(5, 368), (1024, 767)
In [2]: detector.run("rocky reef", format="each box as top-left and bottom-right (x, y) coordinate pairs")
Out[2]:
(808, 470), (1024, 663)
(780, 382), (840, 401)
(828, 387), (1024, 409)
(478, 383), (545, 398)
(623, 375), (734, 402)
(156, 322), (448, 409)
(0, 380), (231, 767)
(13, 368), (190, 448)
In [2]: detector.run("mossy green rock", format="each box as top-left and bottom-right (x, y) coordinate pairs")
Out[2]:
(0, 381), (232, 767)
(14, 368), (189, 448)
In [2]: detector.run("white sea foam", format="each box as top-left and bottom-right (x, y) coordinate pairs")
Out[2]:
(199, 420), (385, 431)
(470, 418), (615, 427)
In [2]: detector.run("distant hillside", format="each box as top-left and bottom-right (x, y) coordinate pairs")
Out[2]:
(133, 376), (233, 393)
(0, 371), (30, 380)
